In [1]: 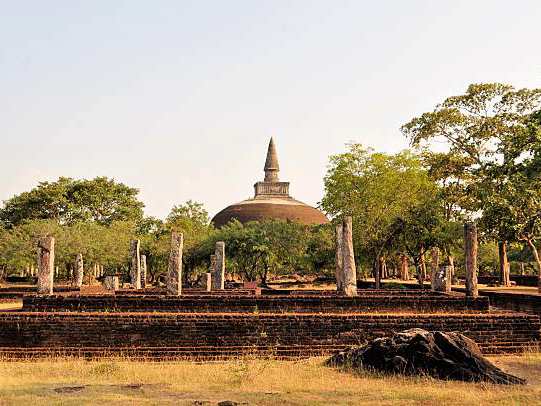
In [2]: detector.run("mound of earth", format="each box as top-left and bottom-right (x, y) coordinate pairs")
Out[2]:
(327, 328), (525, 385)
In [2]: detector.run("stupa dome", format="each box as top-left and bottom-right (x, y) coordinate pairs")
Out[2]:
(212, 138), (329, 228)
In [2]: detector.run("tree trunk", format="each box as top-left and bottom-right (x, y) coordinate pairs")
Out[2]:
(414, 258), (423, 287)
(498, 241), (511, 287)
(374, 257), (381, 289)
(526, 239), (541, 293)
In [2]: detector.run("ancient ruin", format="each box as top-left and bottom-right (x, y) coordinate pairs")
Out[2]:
(0, 224), (538, 361)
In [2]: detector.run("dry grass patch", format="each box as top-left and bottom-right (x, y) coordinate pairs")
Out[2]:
(0, 300), (21, 310)
(0, 354), (539, 405)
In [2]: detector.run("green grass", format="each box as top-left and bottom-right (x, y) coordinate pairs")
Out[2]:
(0, 353), (540, 405)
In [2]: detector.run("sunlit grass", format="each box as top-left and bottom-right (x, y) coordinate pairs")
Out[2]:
(0, 354), (539, 405)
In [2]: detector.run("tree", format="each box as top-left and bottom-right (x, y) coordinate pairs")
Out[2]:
(0, 219), (137, 279)
(321, 145), (443, 283)
(402, 83), (541, 285)
(0, 177), (144, 227)
(187, 220), (329, 285)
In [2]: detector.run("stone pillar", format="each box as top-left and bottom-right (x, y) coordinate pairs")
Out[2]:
(498, 241), (511, 287)
(464, 222), (478, 298)
(212, 241), (225, 290)
(37, 236), (55, 294)
(340, 216), (357, 296)
(335, 223), (343, 291)
(400, 254), (409, 280)
(206, 272), (212, 292)
(432, 265), (452, 293)
(166, 232), (183, 296)
(74, 253), (84, 288)
(130, 239), (141, 289)
(140, 254), (147, 288)
(209, 255), (216, 288)
(104, 275), (119, 291)
(430, 247), (439, 287)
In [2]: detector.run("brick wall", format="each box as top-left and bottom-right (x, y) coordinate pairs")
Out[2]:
(22, 293), (489, 313)
(0, 312), (537, 359)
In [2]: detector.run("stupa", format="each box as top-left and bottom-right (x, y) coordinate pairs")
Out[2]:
(212, 138), (329, 228)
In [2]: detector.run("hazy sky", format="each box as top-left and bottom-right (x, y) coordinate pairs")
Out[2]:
(1, 0), (541, 219)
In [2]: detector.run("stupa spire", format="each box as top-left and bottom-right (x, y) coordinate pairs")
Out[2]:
(264, 137), (280, 182)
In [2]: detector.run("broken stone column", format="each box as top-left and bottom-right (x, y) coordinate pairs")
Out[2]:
(206, 272), (212, 292)
(400, 254), (409, 280)
(74, 253), (84, 288)
(464, 222), (478, 298)
(130, 239), (141, 289)
(498, 241), (511, 287)
(430, 247), (439, 287)
(335, 223), (343, 291)
(432, 265), (451, 293)
(104, 275), (119, 291)
(212, 241), (225, 290)
(37, 236), (55, 294)
(340, 216), (357, 296)
(166, 232), (183, 296)
(140, 254), (147, 288)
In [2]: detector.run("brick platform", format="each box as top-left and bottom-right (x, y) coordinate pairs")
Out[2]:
(22, 293), (489, 313)
(0, 311), (538, 359)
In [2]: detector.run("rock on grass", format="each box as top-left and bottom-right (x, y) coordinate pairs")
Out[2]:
(327, 328), (526, 385)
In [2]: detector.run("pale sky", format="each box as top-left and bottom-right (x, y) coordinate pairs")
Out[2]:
(1, 0), (541, 219)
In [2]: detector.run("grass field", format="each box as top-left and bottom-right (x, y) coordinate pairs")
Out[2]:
(0, 353), (540, 405)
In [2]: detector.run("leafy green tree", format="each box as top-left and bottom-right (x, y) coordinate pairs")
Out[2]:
(321, 145), (442, 282)
(402, 83), (541, 283)
(187, 220), (331, 285)
(0, 177), (144, 227)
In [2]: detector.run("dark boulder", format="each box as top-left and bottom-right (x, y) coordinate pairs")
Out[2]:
(327, 328), (525, 385)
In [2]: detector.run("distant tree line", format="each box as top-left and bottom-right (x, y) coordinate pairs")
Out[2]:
(1, 83), (540, 286)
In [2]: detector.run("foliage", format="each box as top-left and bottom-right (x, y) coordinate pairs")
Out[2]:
(187, 220), (334, 284)
(321, 145), (449, 274)
(0, 177), (144, 228)
(0, 220), (136, 278)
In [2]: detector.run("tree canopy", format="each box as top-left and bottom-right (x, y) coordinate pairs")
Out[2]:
(0, 177), (144, 228)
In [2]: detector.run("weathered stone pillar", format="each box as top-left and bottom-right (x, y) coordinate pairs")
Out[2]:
(335, 223), (344, 291)
(341, 216), (357, 296)
(464, 222), (478, 298)
(166, 232), (183, 295)
(213, 241), (225, 290)
(74, 253), (84, 288)
(400, 254), (409, 280)
(130, 239), (141, 289)
(432, 265), (451, 293)
(37, 236), (55, 294)
(140, 254), (147, 288)
(430, 247), (439, 287)
(498, 241), (511, 287)
(104, 275), (119, 290)
(206, 272), (212, 292)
